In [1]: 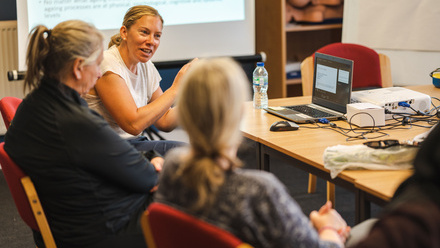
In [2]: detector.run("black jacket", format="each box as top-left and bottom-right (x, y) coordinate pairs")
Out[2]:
(5, 77), (158, 247)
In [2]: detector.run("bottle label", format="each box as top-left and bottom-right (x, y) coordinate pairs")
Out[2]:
(253, 77), (268, 86)
(253, 77), (258, 86)
(260, 76), (266, 86)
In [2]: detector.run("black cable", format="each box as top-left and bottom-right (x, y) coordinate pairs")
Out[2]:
(301, 116), (389, 141)
(295, 97), (440, 141)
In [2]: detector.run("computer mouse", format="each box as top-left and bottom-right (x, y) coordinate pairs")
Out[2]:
(270, 121), (299, 131)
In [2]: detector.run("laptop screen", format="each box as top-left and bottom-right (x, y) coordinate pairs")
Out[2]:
(312, 53), (353, 114)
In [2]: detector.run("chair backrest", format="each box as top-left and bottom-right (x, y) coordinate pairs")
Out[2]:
(141, 202), (253, 248)
(0, 96), (22, 129)
(0, 142), (57, 248)
(300, 42), (393, 96)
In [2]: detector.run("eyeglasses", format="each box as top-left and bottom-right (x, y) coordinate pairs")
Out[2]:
(363, 139), (420, 149)
(363, 139), (400, 149)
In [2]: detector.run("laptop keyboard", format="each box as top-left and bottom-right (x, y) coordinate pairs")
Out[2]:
(286, 105), (335, 118)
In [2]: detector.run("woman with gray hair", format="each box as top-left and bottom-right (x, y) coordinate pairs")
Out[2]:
(155, 57), (349, 248)
(5, 20), (160, 248)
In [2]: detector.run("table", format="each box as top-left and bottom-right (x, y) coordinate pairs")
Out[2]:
(240, 85), (439, 223)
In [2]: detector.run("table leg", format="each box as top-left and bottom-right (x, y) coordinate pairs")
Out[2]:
(255, 142), (262, 170)
(258, 144), (272, 171)
(327, 182), (335, 207)
(261, 146), (270, 171)
(308, 174), (317, 193)
(355, 189), (371, 224)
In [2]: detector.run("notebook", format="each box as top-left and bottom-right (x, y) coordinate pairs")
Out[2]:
(265, 53), (353, 123)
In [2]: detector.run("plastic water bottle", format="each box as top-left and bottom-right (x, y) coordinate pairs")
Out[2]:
(253, 62), (268, 109)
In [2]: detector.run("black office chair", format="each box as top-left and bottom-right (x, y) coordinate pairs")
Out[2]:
(143, 126), (166, 140)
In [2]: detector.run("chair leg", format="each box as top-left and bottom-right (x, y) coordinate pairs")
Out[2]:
(143, 129), (154, 140)
(143, 127), (166, 141)
(150, 128), (166, 140)
(327, 182), (335, 207)
(308, 174), (317, 193)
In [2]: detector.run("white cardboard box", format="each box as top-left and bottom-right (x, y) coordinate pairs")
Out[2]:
(346, 103), (385, 127)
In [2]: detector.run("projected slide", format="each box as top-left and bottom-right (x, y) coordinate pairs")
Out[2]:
(18, 0), (254, 70)
(316, 64), (337, 94)
(28, 0), (244, 30)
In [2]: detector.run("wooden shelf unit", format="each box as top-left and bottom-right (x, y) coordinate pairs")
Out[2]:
(256, 0), (342, 98)
(285, 23), (342, 32)
(287, 78), (302, 85)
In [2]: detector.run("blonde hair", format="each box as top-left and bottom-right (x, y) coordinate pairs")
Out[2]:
(176, 57), (251, 211)
(24, 20), (104, 91)
(108, 5), (163, 48)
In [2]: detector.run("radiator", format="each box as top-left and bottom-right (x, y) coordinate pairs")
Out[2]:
(0, 21), (25, 135)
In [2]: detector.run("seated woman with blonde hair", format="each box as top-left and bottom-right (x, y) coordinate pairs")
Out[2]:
(155, 57), (350, 248)
(85, 5), (195, 155)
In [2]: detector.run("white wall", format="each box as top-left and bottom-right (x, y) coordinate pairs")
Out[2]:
(342, 0), (440, 86)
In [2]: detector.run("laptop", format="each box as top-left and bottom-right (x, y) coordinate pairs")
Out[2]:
(265, 53), (353, 123)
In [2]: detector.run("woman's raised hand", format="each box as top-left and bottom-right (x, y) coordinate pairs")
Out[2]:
(170, 58), (199, 90)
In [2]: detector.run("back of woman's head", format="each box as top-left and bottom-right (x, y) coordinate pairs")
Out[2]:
(176, 57), (250, 211)
(178, 57), (250, 155)
(25, 20), (104, 91)
(108, 5), (163, 48)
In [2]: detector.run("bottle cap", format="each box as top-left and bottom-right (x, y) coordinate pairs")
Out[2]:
(257, 62), (264, 67)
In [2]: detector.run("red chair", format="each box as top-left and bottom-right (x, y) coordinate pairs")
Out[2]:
(0, 142), (57, 248)
(141, 202), (253, 248)
(301, 42), (393, 96)
(0, 96), (22, 129)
